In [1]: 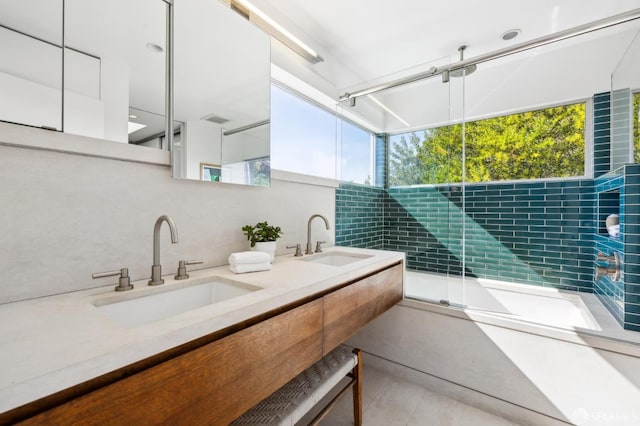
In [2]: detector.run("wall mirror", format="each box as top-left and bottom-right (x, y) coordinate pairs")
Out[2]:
(0, 0), (271, 187)
(611, 29), (640, 167)
(0, 0), (63, 131)
(64, 0), (168, 146)
(172, 0), (271, 186)
(0, 0), (168, 146)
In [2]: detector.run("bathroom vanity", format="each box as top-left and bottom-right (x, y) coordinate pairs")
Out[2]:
(0, 247), (403, 424)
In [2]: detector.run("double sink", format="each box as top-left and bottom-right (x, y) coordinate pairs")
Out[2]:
(93, 251), (372, 328)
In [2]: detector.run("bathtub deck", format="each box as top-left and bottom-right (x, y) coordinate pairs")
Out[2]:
(405, 270), (640, 345)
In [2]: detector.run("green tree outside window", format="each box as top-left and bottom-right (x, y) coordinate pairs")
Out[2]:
(389, 103), (585, 186)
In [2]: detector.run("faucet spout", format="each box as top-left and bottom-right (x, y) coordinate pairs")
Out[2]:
(149, 215), (179, 286)
(306, 214), (330, 255)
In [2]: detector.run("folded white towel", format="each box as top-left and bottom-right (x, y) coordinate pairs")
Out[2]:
(228, 251), (271, 265)
(230, 262), (271, 274)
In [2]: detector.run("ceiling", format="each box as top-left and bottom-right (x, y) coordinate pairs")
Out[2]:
(252, 0), (640, 93)
(2, 0), (640, 136)
(253, 0), (640, 133)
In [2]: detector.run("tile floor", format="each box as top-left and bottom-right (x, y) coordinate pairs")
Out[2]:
(319, 366), (520, 426)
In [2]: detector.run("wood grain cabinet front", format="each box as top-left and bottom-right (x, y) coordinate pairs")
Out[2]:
(12, 261), (405, 425)
(322, 263), (403, 355)
(20, 299), (324, 426)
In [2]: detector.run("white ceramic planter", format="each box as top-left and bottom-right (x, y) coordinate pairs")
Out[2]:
(251, 241), (276, 263)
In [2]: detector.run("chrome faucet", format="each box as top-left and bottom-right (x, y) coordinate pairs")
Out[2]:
(306, 214), (330, 255)
(149, 215), (179, 286)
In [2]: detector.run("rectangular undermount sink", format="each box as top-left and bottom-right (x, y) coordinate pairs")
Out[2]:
(94, 278), (261, 327)
(300, 251), (373, 266)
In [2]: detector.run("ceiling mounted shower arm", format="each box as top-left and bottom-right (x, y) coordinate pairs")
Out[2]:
(339, 8), (640, 103)
(458, 45), (467, 61)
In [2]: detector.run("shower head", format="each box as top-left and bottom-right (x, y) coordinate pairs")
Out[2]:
(449, 45), (477, 78)
(450, 64), (477, 77)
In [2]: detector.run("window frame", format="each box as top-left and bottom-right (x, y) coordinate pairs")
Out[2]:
(271, 81), (377, 185)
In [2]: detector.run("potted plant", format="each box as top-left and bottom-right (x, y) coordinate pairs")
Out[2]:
(241, 221), (283, 262)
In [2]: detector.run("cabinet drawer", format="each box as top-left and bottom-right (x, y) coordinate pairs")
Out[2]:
(322, 263), (403, 355)
(21, 299), (323, 425)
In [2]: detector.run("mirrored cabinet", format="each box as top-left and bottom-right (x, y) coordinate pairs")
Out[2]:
(0, 0), (271, 187)
(172, 0), (270, 186)
(0, 0), (63, 131)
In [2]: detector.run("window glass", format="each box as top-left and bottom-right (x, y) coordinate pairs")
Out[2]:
(271, 84), (375, 184)
(389, 102), (586, 186)
(270, 84), (336, 179)
(339, 120), (373, 185)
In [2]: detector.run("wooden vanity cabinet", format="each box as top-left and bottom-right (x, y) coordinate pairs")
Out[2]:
(323, 263), (403, 355)
(13, 261), (403, 425)
(20, 300), (324, 425)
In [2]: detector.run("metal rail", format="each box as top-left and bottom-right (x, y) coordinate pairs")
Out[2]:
(222, 119), (270, 136)
(339, 8), (640, 102)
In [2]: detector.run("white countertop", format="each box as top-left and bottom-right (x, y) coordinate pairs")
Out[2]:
(0, 246), (404, 414)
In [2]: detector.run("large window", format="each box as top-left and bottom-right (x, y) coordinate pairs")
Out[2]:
(271, 84), (374, 184)
(389, 102), (586, 186)
(338, 119), (374, 185)
(271, 84), (337, 179)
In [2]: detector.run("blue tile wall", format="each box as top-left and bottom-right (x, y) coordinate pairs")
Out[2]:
(385, 186), (468, 276)
(593, 164), (640, 330)
(623, 164), (640, 331)
(594, 169), (625, 325)
(593, 92), (611, 177)
(385, 180), (595, 291)
(334, 91), (640, 330)
(374, 134), (387, 188)
(335, 183), (385, 249)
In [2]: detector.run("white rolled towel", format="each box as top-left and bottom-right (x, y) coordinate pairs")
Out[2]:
(229, 262), (272, 274)
(228, 251), (271, 265)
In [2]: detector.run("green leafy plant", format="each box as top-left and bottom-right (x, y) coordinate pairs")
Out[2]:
(242, 221), (283, 247)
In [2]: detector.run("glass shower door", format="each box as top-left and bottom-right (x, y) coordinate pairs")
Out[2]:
(439, 52), (467, 308)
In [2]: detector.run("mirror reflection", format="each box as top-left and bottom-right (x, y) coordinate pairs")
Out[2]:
(221, 121), (270, 185)
(64, 0), (167, 145)
(0, 0), (63, 131)
(611, 29), (640, 167)
(172, 0), (271, 186)
(0, 0), (271, 187)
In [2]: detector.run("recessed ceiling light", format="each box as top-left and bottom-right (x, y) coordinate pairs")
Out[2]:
(129, 114), (137, 119)
(146, 42), (164, 53)
(501, 29), (521, 41)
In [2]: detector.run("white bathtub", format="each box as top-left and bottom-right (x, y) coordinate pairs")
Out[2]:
(404, 269), (629, 335)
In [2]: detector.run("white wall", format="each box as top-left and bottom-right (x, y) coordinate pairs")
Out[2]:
(63, 91), (105, 139)
(185, 120), (222, 180)
(64, 55), (129, 143)
(221, 128), (269, 165)
(0, 127), (336, 303)
(0, 26), (130, 142)
(0, 26), (61, 90)
(0, 71), (61, 129)
(349, 304), (640, 426)
(100, 57), (129, 143)
(64, 49), (101, 99)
